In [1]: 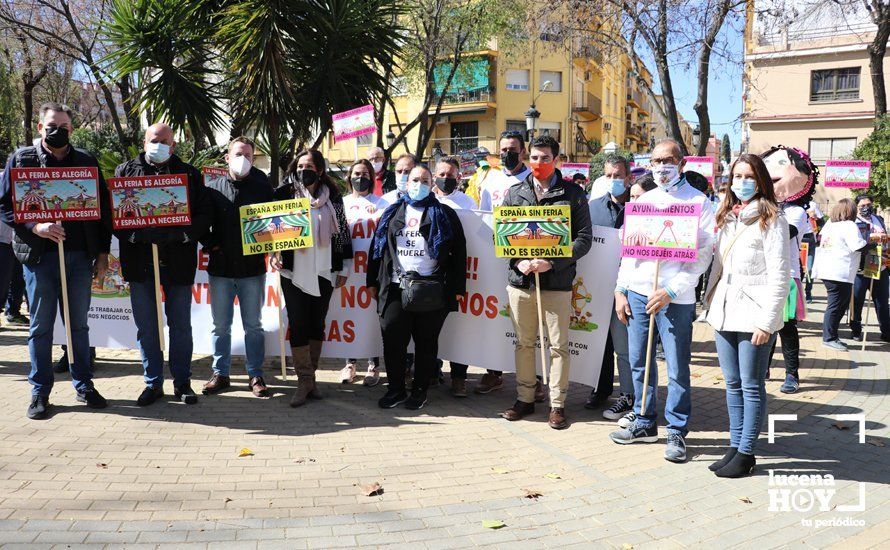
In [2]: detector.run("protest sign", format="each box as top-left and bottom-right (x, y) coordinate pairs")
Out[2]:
(683, 156), (715, 184)
(621, 201), (701, 262)
(800, 242), (810, 278)
(493, 205), (572, 258)
(634, 153), (652, 170)
(824, 160), (871, 189)
(332, 104), (375, 143)
(202, 166), (228, 187)
(864, 245), (882, 280)
(10, 167), (100, 223)
(560, 163), (590, 182)
(239, 199), (313, 255)
(107, 174), (191, 230)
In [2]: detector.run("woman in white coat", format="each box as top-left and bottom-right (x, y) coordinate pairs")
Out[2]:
(705, 154), (790, 478)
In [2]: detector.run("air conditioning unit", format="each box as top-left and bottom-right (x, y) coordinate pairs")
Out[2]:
(603, 122), (612, 131)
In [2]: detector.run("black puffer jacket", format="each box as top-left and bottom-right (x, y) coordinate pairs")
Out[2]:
(113, 153), (213, 285)
(501, 169), (593, 291)
(0, 144), (111, 265)
(201, 167), (274, 278)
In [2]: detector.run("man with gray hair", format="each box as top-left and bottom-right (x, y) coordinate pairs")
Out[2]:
(366, 147), (395, 196)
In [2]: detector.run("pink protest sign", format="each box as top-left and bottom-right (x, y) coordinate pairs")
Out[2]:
(621, 202), (702, 262)
(332, 104), (376, 143)
(560, 163), (590, 181)
(824, 160), (871, 189)
(683, 156), (715, 184)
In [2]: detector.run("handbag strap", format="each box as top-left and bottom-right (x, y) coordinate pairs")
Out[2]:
(704, 217), (756, 307)
(386, 216), (406, 280)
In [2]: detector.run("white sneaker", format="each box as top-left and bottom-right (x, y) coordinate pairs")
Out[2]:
(617, 411), (637, 429)
(603, 393), (634, 420)
(363, 364), (380, 387)
(340, 363), (356, 384)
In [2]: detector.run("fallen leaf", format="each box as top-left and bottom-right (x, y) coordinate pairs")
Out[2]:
(832, 423), (850, 431)
(361, 482), (383, 496)
(716, 375), (724, 380)
(482, 519), (505, 529)
(238, 448), (254, 457)
(867, 439), (885, 447)
(96, 463), (107, 469)
(739, 497), (752, 504)
(522, 488), (543, 500)
(491, 468), (509, 474)
(224, 498), (232, 503)
(544, 473), (561, 479)
(622, 544), (634, 550)
(691, 373), (701, 378)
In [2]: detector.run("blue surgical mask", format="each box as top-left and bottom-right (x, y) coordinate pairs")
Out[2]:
(407, 180), (431, 201)
(396, 173), (409, 193)
(608, 178), (626, 198)
(731, 178), (757, 202)
(146, 142), (171, 164)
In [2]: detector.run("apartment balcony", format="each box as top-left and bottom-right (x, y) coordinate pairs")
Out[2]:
(429, 135), (498, 157)
(626, 90), (643, 110)
(429, 87), (496, 115)
(572, 91), (602, 119)
(626, 122), (645, 143)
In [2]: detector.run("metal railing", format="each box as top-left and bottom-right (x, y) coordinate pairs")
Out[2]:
(572, 91), (602, 115)
(434, 88), (495, 106)
(428, 136), (499, 156)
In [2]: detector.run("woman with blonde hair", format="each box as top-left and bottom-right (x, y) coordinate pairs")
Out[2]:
(705, 153), (789, 478)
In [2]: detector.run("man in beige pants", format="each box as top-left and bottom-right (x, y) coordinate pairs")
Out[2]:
(499, 136), (592, 429)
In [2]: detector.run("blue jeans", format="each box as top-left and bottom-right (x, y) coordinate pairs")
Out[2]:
(627, 291), (695, 436)
(24, 248), (94, 397)
(851, 270), (890, 338)
(209, 274), (265, 378)
(610, 308), (633, 395)
(129, 279), (193, 388)
(715, 330), (776, 454)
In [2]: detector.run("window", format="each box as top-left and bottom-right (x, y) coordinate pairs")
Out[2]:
(539, 71), (562, 92)
(450, 121), (479, 153)
(390, 76), (408, 97)
(808, 138), (857, 162)
(537, 122), (561, 144)
(810, 68), (860, 102)
(605, 87), (611, 106)
(505, 69), (529, 91)
(357, 133), (373, 146)
(505, 120), (526, 135)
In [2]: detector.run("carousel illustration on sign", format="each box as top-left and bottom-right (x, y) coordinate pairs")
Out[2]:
(493, 205), (572, 258)
(106, 174), (191, 229)
(10, 167), (101, 223)
(239, 198), (314, 255)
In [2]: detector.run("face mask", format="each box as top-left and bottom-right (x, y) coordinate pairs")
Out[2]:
(146, 142), (171, 164)
(228, 155), (251, 178)
(434, 177), (458, 195)
(371, 161), (384, 173)
(351, 176), (372, 193)
(407, 180), (431, 201)
(731, 178), (758, 202)
(500, 151), (520, 171)
(297, 169), (317, 187)
(608, 178), (626, 198)
(652, 163), (680, 188)
(530, 160), (555, 181)
(396, 173), (409, 192)
(859, 205), (874, 218)
(43, 126), (69, 149)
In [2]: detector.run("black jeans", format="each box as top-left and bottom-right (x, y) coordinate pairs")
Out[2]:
(768, 319), (800, 378)
(280, 276), (334, 347)
(823, 280), (852, 342)
(380, 284), (448, 393)
(850, 270), (890, 338)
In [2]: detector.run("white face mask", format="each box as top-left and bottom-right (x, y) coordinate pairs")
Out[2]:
(396, 172), (409, 192)
(652, 163), (680, 189)
(146, 142), (171, 164)
(371, 161), (384, 173)
(229, 155), (252, 178)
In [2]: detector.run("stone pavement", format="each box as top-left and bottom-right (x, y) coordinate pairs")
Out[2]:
(0, 289), (887, 549)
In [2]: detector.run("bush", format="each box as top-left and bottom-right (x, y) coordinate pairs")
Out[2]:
(589, 149), (636, 180)
(850, 116), (890, 209)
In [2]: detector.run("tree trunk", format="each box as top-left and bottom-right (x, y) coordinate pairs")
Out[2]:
(267, 117), (280, 187)
(868, 21), (889, 117)
(655, 60), (688, 156)
(117, 76), (139, 148)
(22, 82), (34, 145)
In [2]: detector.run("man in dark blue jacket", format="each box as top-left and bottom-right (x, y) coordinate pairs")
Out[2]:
(114, 123), (213, 407)
(200, 137), (274, 397)
(851, 194), (890, 342)
(0, 102), (112, 419)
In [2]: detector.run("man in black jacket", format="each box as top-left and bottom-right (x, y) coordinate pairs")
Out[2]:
(499, 135), (592, 430)
(0, 102), (112, 419)
(114, 123), (213, 406)
(200, 137), (274, 397)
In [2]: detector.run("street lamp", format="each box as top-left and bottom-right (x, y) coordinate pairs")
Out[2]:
(385, 130), (395, 149)
(524, 105), (541, 141)
(692, 125), (701, 149)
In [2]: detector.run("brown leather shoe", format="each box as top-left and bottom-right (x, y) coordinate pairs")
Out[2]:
(534, 381), (547, 403)
(290, 375), (316, 407)
(202, 374), (230, 395)
(249, 376), (270, 398)
(451, 378), (467, 398)
(501, 400), (534, 421)
(548, 407), (568, 430)
(474, 373), (503, 394)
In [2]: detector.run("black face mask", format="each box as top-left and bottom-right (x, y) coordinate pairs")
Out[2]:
(500, 150), (520, 171)
(44, 126), (69, 149)
(434, 177), (458, 195)
(351, 176), (372, 193)
(859, 205), (874, 218)
(296, 169), (318, 187)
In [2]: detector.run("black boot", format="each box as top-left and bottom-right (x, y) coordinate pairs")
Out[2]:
(715, 451), (756, 478)
(708, 447), (737, 472)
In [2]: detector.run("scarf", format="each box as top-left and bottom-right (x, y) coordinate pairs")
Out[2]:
(291, 178), (338, 246)
(372, 193), (452, 261)
(281, 177), (339, 297)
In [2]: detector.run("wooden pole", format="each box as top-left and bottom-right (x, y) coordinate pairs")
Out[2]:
(276, 272), (287, 381)
(534, 271), (549, 386)
(57, 238), (74, 369)
(639, 261), (662, 414)
(151, 244), (165, 352)
(861, 277), (875, 351)
(848, 285), (855, 324)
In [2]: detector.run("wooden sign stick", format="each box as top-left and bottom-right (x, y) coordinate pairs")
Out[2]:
(639, 260), (662, 414)
(276, 272), (288, 381)
(861, 277), (875, 351)
(151, 244), (165, 352)
(57, 236), (75, 368)
(534, 271), (549, 386)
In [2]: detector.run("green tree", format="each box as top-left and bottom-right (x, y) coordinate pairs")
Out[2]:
(851, 115), (890, 208)
(721, 133), (731, 163)
(0, 61), (22, 158)
(590, 149), (635, 180)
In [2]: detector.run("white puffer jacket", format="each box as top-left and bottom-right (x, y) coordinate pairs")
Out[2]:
(706, 201), (791, 334)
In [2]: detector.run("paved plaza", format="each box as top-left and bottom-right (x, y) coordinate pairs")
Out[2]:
(0, 291), (887, 549)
